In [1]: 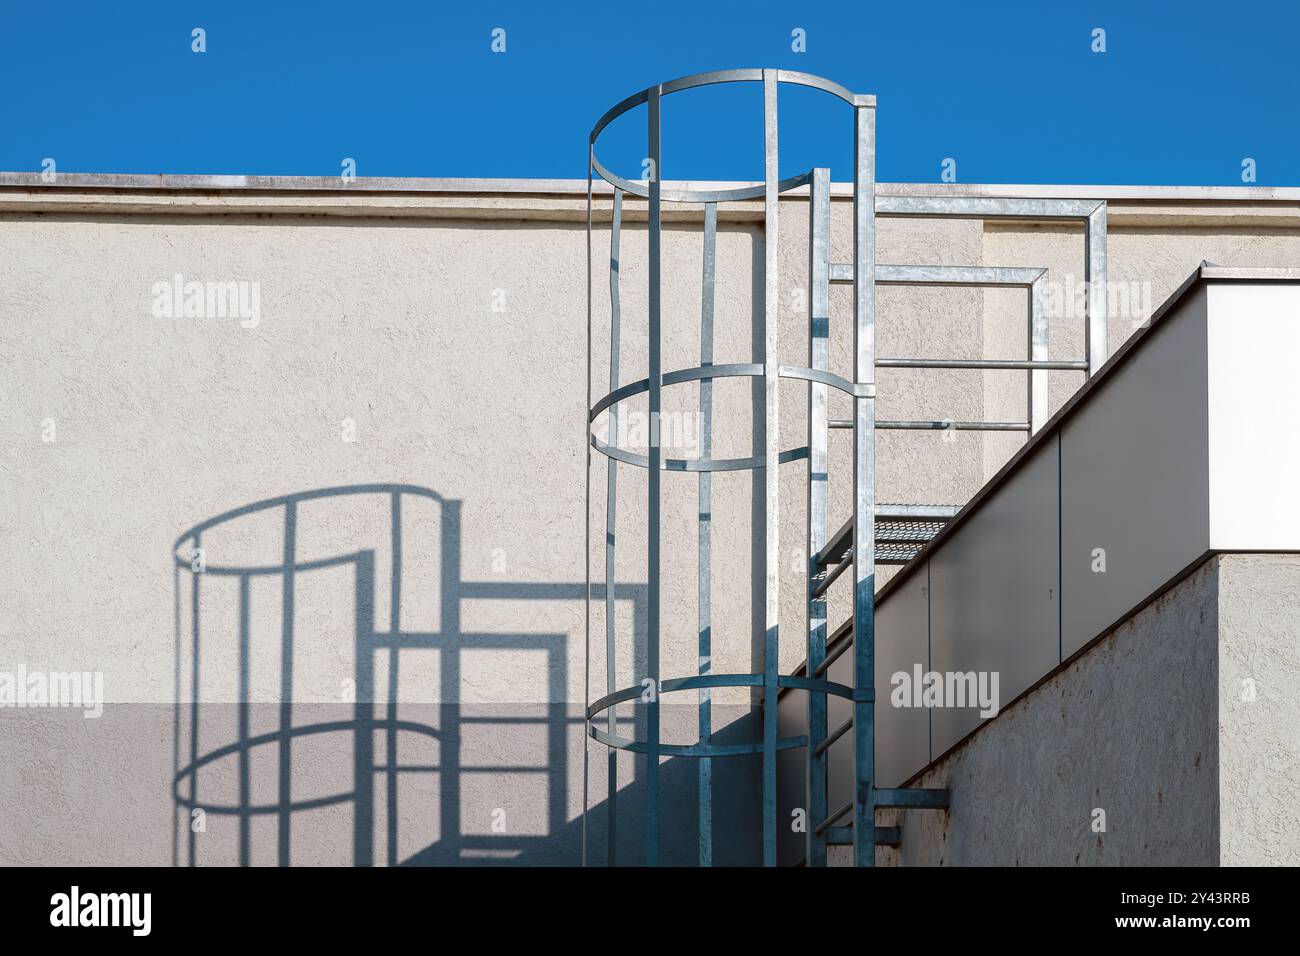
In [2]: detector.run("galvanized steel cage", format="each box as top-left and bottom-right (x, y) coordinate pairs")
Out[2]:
(583, 68), (1107, 867)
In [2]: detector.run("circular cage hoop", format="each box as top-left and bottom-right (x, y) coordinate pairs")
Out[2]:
(584, 673), (868, 760)
(588, 68), (873, 203)
(587, 362), (869, 472)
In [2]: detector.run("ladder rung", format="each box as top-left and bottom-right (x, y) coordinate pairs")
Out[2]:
(810, 552), (851, 600)
(812, 619), (854, 677)
(830, 419), (1030, 431)
(814, 801), (853, 836)
(829, 263), (1046, 288)
(813, 716), (853, 756)
(877, 358), (1087, 370)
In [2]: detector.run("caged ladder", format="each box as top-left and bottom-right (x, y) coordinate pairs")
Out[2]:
(583, 69), (1108, 867)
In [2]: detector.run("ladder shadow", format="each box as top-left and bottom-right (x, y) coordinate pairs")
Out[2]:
(171, 483), (653, 866)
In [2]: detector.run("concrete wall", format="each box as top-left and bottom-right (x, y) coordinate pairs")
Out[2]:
(876, 553), (1300, 866)
(1216, 554), (1300, 866)
(2, 177), (1299, 864)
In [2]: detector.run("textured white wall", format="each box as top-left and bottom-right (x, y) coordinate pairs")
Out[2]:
(2, 183), (1298, 865)
(1216, 554), (1300, 866)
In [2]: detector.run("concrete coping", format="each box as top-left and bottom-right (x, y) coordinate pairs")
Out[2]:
(3, 171), (1300, 201)
(5, 174), (1299, 228)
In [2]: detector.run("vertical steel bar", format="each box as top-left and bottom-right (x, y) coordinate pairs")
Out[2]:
(187, 533), (200, 866)
(171, 557), (181, 866)
(351, 550), (374, 868)
(606, 188), (623, 866)
(1029, 274), (1049, 434)
(851, 102), (878, 868)
(237, 573), (250, 867)
(1085, 204), (1109, 376)
(277, 502), (296, 867)
(645, 84), (663, 868)
(387, 493), (402, 867)
(805, 167), (831, 867)
(583, 141), (593, 868)
(698, 201), (716, 867)
(761, 69), (781, 868)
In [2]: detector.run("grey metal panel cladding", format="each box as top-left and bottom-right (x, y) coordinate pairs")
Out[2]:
(776, 688), (807, 866)
(1060, 286), (1211, 660)
(875, 571), (931, 787)
(825, 659), (854, 830)
(929, 441), (1061, 757)
(818, 570), (930, 820)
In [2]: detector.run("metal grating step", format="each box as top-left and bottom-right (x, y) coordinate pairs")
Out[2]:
(813, 503), (960, 575)
(875, 542), (926, 565)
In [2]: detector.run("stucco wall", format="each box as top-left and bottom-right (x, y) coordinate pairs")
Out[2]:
(1216, 554), (1300, 866)
(2, 179), (1298, 865)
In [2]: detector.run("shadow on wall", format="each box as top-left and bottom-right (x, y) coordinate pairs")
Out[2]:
(171, 484), (760, 866)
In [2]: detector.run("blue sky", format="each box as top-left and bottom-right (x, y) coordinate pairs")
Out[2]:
(1, 1), (1295, 185)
